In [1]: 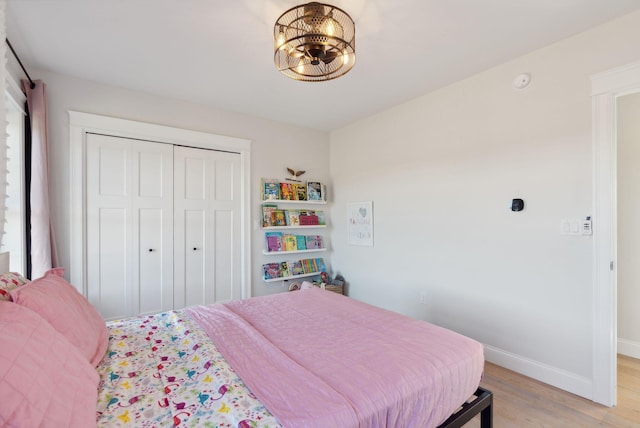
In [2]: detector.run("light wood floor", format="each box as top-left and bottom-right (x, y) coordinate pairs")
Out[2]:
(465, 355), (640, 427)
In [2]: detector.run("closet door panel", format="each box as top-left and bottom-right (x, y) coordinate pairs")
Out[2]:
(137, 208), (166, 314)
(174, 146), (241, 308)
(87, 134), (133, 320)
(209, 155), (242, 302)
(96, 208), (129, 320)
(183, 210), (206, 307)
(184, 157), (206, 200)
(133, 141), (174, 316)
(87, 134), (173, 320)
(138, 151), (165, 198)
(214, 210), (233, 302)
(174, 147), (208, 309)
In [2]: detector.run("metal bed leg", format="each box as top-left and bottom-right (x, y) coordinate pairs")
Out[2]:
(436, 387), (493, 428)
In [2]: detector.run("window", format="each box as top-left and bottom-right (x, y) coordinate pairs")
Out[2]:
(2, 74), (27, 273)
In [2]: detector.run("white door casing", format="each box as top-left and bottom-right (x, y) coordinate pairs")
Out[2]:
(70, 111), (252, 315)
(591, 61), (640, 407)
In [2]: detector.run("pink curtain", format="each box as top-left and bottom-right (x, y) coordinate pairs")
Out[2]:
(23, 80), (58, 278)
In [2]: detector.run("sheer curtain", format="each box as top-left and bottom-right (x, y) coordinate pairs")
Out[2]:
(23, 80), (57, 278)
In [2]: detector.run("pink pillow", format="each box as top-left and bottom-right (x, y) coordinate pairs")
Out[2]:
(0, 301), (99, 426)
(0, 272), (30, 301)
(11, 270), (109, 366)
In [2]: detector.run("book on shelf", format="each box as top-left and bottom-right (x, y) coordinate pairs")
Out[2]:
(286, 210), (300, 226)
(315, 258), (326, 272)
(265, 232), (283, 252)
(262, 204), (278, 227)
(280, 182), (294, 200)
(271, 210), (287, 226)
(299, 210), (320, 225)
(295, 235), (307, 250)
(307, 181), (323, 201)
(263, 262), (281, 280)
(282, 234), (297, 251)
(301, 258), (316, 274)
(287, 260), (305, 276)
(279, 261), (290, 278)
(263, 179), (281, 200)
(305, 235), (323, 249)
(293, 183), (307, 201)
(315, 211), (326, 225)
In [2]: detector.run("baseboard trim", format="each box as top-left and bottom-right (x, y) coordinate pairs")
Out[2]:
(618, 338), (640, 359)
(484, 344), (593, 400)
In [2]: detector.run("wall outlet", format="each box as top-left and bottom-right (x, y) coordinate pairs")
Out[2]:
(419, 291), (427, 305)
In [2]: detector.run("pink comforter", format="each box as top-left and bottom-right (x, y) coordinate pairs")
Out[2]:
(187, 288), (484, 428)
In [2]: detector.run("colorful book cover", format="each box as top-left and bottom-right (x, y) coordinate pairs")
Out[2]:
(302, 258), (318, 273)
(263, 179), (280, 200)
(301, 259), (311, 273)
(295, 184), (307, 201)
(271, 210), (287, 226)
(306, 181), (323, 201)
(287, 260), (304, 276)
(295, 235), (307, 250)
(282, 234), (297, 251)
(299, 211), (319, 225)
(265, 232), (283, 252)
(315, 211), (326, 225)
(290, 183), (300, 200)
(305, 235), (323, 249)
(286, 210), (300, 226)
(315, 258), (326, 272)
(279, 261), (290, 278)
(280, 182), (293, 200)
(262, 262), (281, 280)
(262, 204), (278, 227)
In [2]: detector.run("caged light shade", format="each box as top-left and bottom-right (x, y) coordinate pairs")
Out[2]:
(274, 2), (356, 82)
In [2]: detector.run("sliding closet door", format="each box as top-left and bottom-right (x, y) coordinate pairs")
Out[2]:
(86, 134), (174, 320)
(174, 146), (241, 308)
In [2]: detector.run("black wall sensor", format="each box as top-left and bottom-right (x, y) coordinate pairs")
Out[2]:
(511, 198), (524, 212)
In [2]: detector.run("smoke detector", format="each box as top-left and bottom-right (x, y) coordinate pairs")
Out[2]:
(513, 73), (531, 90)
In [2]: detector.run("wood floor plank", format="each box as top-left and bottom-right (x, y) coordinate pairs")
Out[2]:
(461, 356), (640, 428)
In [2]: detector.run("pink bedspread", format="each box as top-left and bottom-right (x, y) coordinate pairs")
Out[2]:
(187, 288), (484, 428)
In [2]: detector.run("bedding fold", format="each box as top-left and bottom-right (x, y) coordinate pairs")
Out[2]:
(188, 288), (484, 428)
(186, 303), (359, 428)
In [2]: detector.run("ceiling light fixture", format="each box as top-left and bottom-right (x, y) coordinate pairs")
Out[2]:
(274, 2), (356, 82)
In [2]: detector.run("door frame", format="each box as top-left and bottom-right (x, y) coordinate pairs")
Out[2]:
(69, 111), (252, 301)
(591, 61), (640, 406)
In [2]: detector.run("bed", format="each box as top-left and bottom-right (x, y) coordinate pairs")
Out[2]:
(0, 267), (492, 428)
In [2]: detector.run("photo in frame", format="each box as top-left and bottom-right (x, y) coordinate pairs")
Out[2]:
(347, 201), (373, 246)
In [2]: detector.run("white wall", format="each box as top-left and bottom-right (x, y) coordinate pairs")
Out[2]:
(617, 92), (640, 359)
(329, 10), (640, 400)
(33, 69), (330, 297)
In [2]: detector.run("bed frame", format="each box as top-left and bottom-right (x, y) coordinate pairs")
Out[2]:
(437, 387), (493, 428)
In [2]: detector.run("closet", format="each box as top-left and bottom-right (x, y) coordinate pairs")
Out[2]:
(83, 130), (243, 320)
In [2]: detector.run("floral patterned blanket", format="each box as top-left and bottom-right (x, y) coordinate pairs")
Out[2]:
(96, 310), (281, 427)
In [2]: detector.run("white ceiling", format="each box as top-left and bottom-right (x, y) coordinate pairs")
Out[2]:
(6, 0), (640, 131)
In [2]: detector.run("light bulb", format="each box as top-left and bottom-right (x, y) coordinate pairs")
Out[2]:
(326, 20), (335, 36)
(276, 30), (286, 50)
(296, 58), (305, 74)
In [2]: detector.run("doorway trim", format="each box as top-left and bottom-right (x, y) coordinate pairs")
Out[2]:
(591, 61), (640, 406)
(68, 111), (252, 301)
